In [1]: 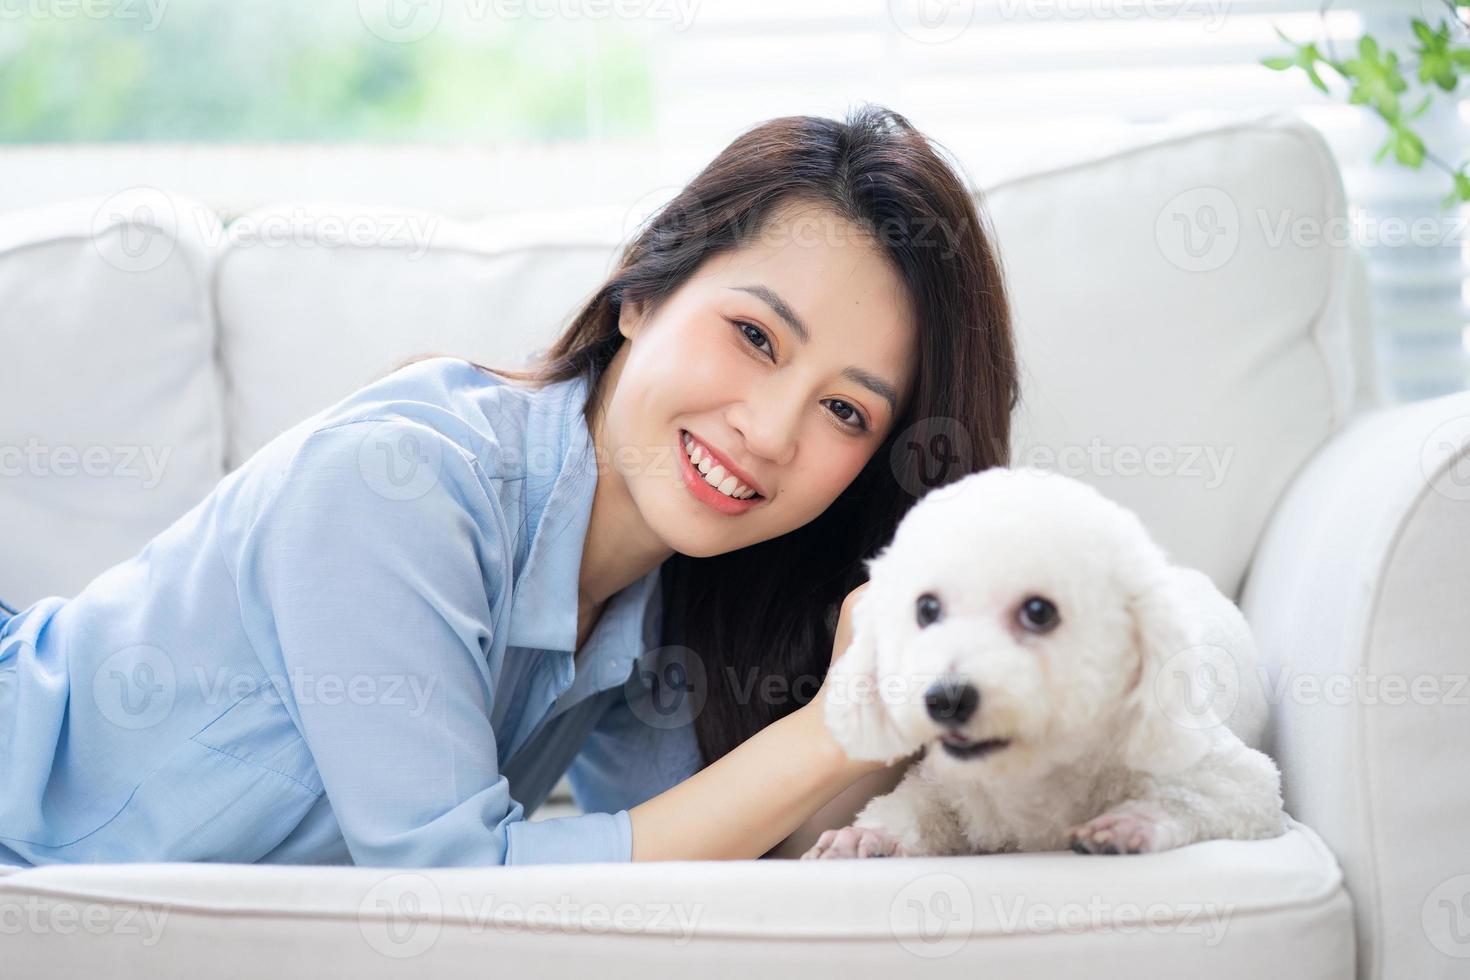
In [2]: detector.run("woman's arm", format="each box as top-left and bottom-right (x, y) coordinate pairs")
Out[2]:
(626, 701), (891, 861)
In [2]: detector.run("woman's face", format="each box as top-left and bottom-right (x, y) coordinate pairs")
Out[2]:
(600, 200), (918, 558)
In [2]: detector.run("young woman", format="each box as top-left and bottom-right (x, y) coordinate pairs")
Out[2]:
(0, 103), (1018, 867)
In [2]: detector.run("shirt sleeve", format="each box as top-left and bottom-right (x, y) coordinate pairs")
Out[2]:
(565, 657), (706, 816)
(236, 418), (633, 867)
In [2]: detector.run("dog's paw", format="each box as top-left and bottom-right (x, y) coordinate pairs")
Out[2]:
(800, 825), (907, 860)
(1067, 804), (1181, 855)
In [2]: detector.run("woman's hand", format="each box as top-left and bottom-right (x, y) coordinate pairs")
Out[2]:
(807, 581), (872, 731)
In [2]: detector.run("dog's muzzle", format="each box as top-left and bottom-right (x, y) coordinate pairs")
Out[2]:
(925, 678), (1012, 760)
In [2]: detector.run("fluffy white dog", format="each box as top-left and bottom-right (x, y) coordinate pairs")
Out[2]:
(802, 467), (1286, 860)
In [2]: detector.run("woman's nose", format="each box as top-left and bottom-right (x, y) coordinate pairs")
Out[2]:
(734, 389), (801, 467)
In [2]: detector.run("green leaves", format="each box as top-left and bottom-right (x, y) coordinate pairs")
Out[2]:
(1442, 169), (1470, 210)
(1342, 35), (1409, 116)
(1410, 17), (1470, 91)
(1262, 15), (1470, 211)
(1259, 26), (1332, 94)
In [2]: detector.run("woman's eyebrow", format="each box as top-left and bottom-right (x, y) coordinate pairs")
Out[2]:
(726, 283), (900, 416)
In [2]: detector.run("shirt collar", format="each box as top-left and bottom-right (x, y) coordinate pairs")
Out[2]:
(503, 373), (662, 677)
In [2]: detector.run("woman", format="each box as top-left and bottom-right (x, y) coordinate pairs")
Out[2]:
(0, 103), (1018, 867)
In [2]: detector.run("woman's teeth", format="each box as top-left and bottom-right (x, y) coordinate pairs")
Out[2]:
(682, 432), (759, 500)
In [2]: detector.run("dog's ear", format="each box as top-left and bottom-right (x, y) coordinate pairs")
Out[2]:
(1119, 571), (1232, 776)
(823, 583), (920, 763)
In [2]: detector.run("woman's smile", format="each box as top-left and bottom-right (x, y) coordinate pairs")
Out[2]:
(677, 429), (767, 516)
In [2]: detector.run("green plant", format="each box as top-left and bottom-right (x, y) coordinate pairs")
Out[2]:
(1262, 1), (1470, 209)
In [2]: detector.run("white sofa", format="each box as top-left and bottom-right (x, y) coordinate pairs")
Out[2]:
(2, 112), (1466, 979)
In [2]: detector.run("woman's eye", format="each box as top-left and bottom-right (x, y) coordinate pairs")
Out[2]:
(734, 319), (773, 357)
(826, 398), (868, 431)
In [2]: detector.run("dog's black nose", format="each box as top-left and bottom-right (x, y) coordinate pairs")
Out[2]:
(924, 679), (979, 727)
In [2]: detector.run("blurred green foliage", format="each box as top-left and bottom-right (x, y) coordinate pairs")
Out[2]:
(1263, 1), (1470, 209)
(0, 1), (655, 142)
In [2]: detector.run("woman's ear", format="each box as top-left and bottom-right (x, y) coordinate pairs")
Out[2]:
(1119, 571), (1232, 776)
(823, 584), (921, 763)
(617, 297), (646, 341)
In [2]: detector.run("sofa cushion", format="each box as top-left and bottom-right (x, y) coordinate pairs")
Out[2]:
(0, 190), (225, 607)
(985, 112), (1375, 598)
(212, 204), (623, 470)
(0, 817), (1351, 978)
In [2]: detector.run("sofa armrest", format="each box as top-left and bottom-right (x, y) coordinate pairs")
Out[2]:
(1239, 389), (1470, 980)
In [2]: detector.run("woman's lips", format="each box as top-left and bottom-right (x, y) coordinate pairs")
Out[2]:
(678, 429), (764, 516)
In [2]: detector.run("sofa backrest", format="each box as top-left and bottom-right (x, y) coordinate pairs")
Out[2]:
(0, 112), (1376, 607)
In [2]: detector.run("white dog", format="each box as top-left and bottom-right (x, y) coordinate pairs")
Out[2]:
(802, 467), (1286, 860)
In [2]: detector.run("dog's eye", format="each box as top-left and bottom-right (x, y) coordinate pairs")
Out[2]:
(915, 593), (942, 628)
(1017, 596), (1060, 633)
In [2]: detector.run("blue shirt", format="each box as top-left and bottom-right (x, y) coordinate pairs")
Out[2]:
(0, 357), (702, 868)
